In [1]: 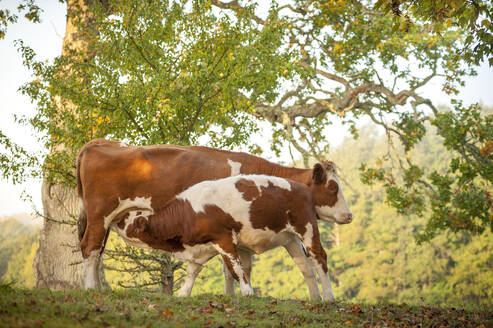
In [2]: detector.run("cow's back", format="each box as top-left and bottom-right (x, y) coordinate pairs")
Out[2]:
(78, 139), (311, 219)
(79, 140), (257, 211)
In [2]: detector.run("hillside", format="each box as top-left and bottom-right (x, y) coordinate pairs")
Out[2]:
(0, 217), (39, 287)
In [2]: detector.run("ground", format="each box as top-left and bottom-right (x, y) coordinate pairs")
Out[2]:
(0, 285), (491, 327)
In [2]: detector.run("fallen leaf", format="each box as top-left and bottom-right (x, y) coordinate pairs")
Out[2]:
(164, 307), (174, 318)
(148, 303), (159, 311)
(224, 307), (235, 314)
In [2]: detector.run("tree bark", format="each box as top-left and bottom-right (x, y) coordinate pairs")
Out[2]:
(161, 260), (174, 295)
(33, 0), (96, 289)
(34, 179), (82, 288)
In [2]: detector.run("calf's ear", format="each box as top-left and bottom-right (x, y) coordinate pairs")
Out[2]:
(312, 163), (327, 185)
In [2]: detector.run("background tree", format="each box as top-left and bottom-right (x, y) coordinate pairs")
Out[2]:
(209, 0), (492, 242)
(12, 0), (289, 289)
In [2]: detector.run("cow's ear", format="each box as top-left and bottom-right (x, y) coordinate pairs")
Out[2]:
(312, 163), (327, 185)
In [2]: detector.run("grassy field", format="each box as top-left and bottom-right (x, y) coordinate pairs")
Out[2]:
(0, 285), (491, 327)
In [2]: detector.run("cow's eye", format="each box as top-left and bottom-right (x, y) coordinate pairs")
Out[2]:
(327, 180), (338, 193)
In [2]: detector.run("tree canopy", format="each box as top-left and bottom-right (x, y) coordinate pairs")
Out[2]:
(1, 0), (491, 244)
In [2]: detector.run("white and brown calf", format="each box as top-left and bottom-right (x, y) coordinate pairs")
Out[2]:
(94, 163), (352, 300)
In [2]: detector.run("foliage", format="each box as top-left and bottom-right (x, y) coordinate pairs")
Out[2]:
(0, 130), (42, 184)
(360, 104), (492, 242)
(376, 0), (493, 65)
(0, 287), (491, 327)
(0, 0), (42, 39)
(15, 0), (289, 188)
(205, 1), (490, 240)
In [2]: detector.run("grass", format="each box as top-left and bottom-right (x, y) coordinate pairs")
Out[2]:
(0, 285), (491, 327)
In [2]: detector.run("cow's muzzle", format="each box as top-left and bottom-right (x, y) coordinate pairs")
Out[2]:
(341, 213), (353, 224)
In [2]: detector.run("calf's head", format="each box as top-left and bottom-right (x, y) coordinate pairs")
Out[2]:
(311, 161), (353, 224)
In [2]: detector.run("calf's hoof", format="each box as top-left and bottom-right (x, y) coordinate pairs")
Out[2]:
(240, 284), (255, 296)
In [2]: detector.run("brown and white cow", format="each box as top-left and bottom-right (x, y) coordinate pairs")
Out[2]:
(99, 167), (351, 298)
(77, 139), (353, 300)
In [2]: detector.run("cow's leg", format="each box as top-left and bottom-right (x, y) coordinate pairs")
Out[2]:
(80, 217), (108, 289)
(284, 238), (321, 300)
(297, 222), (335, 302)
(222, 259), (235, 295)
(214, 238), (254, 296)
(178, 262), (204, 297)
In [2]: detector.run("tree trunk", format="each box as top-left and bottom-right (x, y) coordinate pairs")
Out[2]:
(161, 258), (174, 295)
(33, 0), (97, 289)
(34, 179), (82, 288)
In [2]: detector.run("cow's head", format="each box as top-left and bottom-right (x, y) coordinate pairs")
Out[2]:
(311, 161), (353, 224)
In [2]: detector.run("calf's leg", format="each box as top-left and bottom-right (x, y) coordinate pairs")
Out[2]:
(284, 238), (321, 300)
(296, 222), (334, 301)
(214, 238), (254, 296)
(223, 248), (252, 295)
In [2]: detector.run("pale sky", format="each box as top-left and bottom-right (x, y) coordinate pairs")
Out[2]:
(0, 1), (492, 217)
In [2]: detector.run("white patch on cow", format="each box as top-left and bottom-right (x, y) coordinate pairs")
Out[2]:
(83, 250), (101, 289)
(303, 222), (314, 250)
(227, 159), (242, 176)
(177, 175), (251, 216)
(103, 196), (153, 229)
(177, 174), (290, 214)
(252, 175), (291, 192)
(284, 222), (296, 234)
(177, 174), (293, 254)
(173, 243), (217, 264)
(119, 141), (129, 147)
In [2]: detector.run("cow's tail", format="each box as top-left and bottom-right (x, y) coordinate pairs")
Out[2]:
(76, 148), (87, 243)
